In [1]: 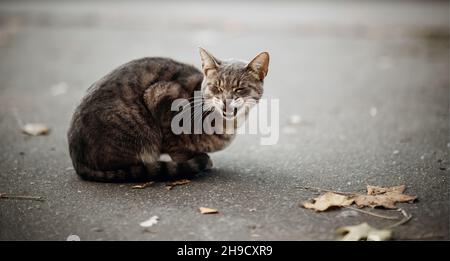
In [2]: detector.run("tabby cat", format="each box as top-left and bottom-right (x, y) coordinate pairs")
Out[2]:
(67, 48), (269, 182)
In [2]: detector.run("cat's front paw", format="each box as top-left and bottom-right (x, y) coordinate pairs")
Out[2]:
(196, 153), (213, 170)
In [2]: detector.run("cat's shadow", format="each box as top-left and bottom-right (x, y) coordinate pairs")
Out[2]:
(155, 167), (239, 183)
(190, 167), (237, 183)
(69, 166), (239, 186)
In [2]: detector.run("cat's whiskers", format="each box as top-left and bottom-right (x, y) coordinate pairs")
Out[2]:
(243, 99), (257, 108)
(190, 101), (215, 122)
(178, 97), (205, 116)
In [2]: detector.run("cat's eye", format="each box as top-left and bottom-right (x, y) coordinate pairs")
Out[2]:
(210, 85), (223, 92)
(234, 88), (246, 94)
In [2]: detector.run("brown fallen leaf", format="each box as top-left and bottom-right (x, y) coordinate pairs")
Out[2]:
(165, 179), (191, 190)
(199, 207), (218, 214)
(354, 194), (416, 209)
(336, 222), (392, 241)
(302, 192), (354, 211)
(354, 185), (416, 209)
(301, 185), (417, 211)
(131, 182), (154, 189)
(367, 185), (405, 195)
(22, 123), (50, 136)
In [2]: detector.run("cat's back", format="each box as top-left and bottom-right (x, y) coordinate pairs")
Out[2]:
(76, 57), (202, 112)
(69, 57), (202, 135)
(92, 57), (202, 94)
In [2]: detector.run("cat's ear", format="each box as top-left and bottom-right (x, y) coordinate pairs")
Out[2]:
(199, 47), (221, 75)
(246, 52), (270, 80)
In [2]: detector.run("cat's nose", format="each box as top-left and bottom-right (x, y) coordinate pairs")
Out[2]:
(224, 99), (233, 108)
(224, 99), (238, 112)
(224, 99), (238, 116)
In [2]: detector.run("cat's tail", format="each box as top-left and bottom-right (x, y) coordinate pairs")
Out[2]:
(73, 154), (213, 182)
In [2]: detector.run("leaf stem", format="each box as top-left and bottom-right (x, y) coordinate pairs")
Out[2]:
(344, 206), (399, 220)
(384, 208), (412, 229)
(0, 193), (44, 201)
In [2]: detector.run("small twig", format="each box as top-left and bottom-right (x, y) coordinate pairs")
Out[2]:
(165, 179), (191, 191)
(344, 206), (399, 220)
(295, 186), (357, 195)
(131, 182), (154, 189)
(384, 208), (412, 229)
(0, 193), (44, 202)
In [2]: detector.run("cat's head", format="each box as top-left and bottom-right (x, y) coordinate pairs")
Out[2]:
(199, 48), (269, 121)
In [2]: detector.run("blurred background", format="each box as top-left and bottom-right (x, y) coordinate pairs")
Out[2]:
(0, 0), (448, 240)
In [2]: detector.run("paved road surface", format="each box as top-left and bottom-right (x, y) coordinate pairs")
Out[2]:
(0, 0), (448, 240)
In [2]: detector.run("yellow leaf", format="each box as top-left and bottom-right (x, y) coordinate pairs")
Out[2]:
(336, 222), (392, 241)
(199, 207), (218, 214)
(22, 123), (50, 136)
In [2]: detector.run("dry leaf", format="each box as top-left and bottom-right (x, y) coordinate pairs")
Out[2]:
(302, 192), (354, 211)
(22, 123), (50, 136)
(354, 185), (416, 209)
(367, 185), (405, 195)
(139, 215), (159, 227)
(354, 194), (416, 209)
(131, 182), (154, 189)
(301, 185), (417, 211)
(165, 179), (191, 190)
(199, 207), (218, 214)
(336, 222), (392, 241)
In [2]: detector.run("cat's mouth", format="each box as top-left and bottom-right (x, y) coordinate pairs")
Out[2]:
(204, 98), (246, 121)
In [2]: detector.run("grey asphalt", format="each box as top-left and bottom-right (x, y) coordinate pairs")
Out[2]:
(0, 0), (448, 240)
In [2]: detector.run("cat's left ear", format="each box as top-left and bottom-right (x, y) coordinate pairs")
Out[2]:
(246, 52), (270, 80)
(199, 47), (221, 76)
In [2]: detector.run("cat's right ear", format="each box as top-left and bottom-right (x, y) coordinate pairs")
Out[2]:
(199, 47), (221, 76)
